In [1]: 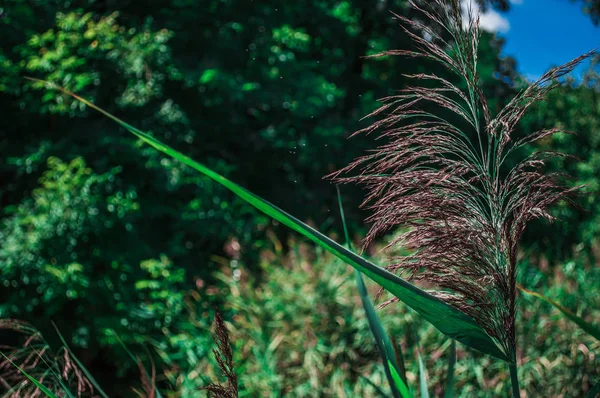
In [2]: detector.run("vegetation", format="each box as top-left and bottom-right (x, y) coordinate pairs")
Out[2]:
(0, 0), (599, 397)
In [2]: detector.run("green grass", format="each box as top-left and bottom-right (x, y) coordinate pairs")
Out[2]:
(195, 239), (599, 397)
(1, 236), (598, 397)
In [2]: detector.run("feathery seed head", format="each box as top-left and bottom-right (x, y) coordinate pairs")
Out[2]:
(331, 0), (593, 358)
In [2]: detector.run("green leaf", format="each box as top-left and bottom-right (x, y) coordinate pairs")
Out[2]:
(0, 352), (59, 398)
(517, 284), (600, 341)
(391, 336), (408, 389)
(414, 334), (430, 398)
(51, 322), (111, 398)
(387, 360), (410, 398)
(335, 185), (352, 248)
(337, 186), (410, 398)
(587, 379), (600, 398)
(38, 80), (511, 363)
(444, 340), (456, 398)
(356, 270), (411, 398)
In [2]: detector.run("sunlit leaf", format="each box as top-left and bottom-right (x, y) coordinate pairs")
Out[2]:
(337, 186), (411, 398)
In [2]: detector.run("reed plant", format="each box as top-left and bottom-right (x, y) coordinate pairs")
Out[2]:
(3, 0), (599, 396)
(330, 0), (594, 393)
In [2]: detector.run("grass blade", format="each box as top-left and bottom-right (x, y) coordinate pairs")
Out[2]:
(444, 340), (456, 398)
(34, 80), (510, 362)
(587, 379), (600, 398)
(51, 322), (111, 398)
(356, 270), (411, 398)
(108, 329), (139, 364)
(337, 186), (410, 398)
(335, 185), (352, 247)
(359, 374), (393, 398)
(517, 285), (600, 341)
(108, 330), (164, 398)
(387, 360), (410, 398)
(414, 334), (430, 398)
(391, 336), (408, 388)
(0, 352), (59, 398)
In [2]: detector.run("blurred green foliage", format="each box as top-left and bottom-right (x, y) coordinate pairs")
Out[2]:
(0, 0), (598, 396)
(163, 240), (599, 397)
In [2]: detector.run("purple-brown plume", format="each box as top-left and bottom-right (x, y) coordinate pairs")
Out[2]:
(330, 0), (593, 359)
(200, 309), (238, 398)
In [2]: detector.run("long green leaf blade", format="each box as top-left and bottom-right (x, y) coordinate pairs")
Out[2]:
(517, 285), (600, 341)
(356, 270), (411, 398)
(337, 186), (410, 398)
(391, 335), (408, 388)
(444, 340), (456, 398)
(336, 186), (352, 247)
(0, 352), (59, 398)
(414, 334), (430, 398)
(36, 80), (510, 362)
(388, 360), (409, 398)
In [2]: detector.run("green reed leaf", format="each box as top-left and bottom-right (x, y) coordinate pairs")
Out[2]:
(414, 333), (429, 398)
(444, 340), (456, 398)
(517, 285), (600, 341)
(356, 270), (411, 398)
(337, 186), (411, 398)
(35, 79), (511, 363)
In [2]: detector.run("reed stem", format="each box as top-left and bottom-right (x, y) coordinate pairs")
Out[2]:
(509, 362), (520, 397)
